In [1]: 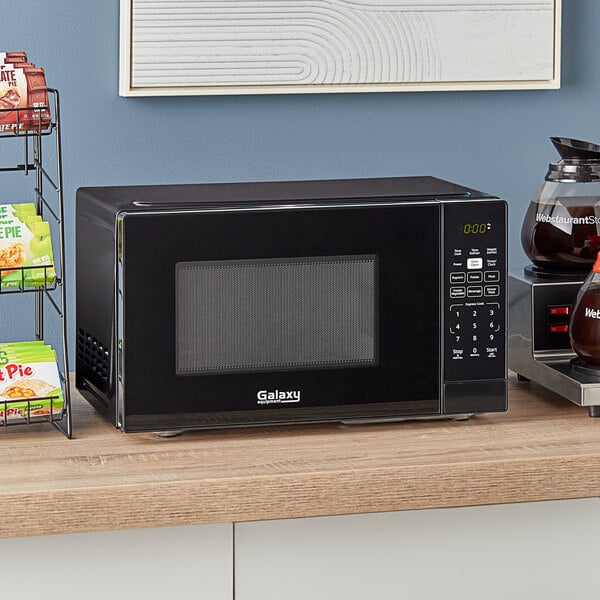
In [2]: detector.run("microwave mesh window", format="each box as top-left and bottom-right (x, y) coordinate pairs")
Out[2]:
(176, 255), (378, 375)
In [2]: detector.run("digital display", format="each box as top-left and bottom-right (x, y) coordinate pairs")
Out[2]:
(457, 223), (491, 235)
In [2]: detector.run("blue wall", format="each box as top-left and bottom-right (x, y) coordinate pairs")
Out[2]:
(2, 2), (599, 354)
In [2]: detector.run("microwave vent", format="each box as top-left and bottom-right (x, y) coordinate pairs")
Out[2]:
(77, 329), (109, 388)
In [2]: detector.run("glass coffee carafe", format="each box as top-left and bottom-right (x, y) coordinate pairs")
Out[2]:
(521, 137), (600, 273)
(570, 252), (600, 368)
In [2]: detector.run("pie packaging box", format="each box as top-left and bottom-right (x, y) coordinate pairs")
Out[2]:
(0, 52), (28, 64)
(0, 204), (55, 289)
(0, 61), (28, 131)
(23, 67), (51, 130)
(0, 53), (50, 132)
(0, 342), (64, 421)
(4, 203), (36, 216)
(0, 340), (45, 349)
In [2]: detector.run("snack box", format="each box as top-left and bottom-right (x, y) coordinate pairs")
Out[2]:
(0, 52), (28, 64)
(0, 61), (28, 131)
(24, 67), (51, 130)
(3, 203), (36, 216)
(0, 342), (64, 421)
(0, 205), (55, 289)
(0, 54), (50, 132)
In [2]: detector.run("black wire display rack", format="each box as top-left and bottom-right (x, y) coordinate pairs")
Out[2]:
(0, 89), (72, 438)
(0, 265), (57, 294)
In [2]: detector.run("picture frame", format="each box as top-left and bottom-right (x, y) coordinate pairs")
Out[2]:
(120, 0), (561, 97)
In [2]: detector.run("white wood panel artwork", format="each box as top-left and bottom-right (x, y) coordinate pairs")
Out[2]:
(120, 0), (561, 96)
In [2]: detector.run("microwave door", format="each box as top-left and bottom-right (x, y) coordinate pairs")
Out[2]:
(116, 203), (442, 431)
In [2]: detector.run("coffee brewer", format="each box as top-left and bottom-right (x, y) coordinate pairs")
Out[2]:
(510, 137), (600, 416)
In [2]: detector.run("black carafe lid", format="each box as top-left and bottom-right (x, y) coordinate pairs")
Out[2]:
(546, 137), (600, 182)
(550, 137), (600, 160)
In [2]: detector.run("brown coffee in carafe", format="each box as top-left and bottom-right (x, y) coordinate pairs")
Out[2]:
(521, 138), (600, 272)
(521, 200), (600, 269)
(570, 253), (600, 366)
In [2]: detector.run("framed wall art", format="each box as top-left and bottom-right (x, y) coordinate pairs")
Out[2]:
(120, 0), (561, 96)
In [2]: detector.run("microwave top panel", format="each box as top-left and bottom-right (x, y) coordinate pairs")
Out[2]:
(77, 176), (492, 216)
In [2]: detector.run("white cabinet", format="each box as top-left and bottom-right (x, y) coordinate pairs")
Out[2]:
(235, 498), (600, 600)
(0, 523), (233, 600)
(5, 498), (600, 599)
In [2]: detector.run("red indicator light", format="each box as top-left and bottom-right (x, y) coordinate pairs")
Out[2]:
(549, 306), (570, 316)
(549, 324), (569, 333)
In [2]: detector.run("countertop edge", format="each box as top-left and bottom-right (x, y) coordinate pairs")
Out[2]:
(3, 453), (600, 539)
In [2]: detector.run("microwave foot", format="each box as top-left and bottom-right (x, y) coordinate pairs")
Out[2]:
(154, 430), (184, 438)
(342, 413), (474, 425)
(452, 414), (474, 421)
(588, 406), (600, 418)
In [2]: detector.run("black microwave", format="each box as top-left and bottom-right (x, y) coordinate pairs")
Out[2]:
(76, 176), (507, 433)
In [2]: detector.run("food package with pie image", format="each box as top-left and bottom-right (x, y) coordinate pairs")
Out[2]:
(0, 342), (64, 421)
(0, 61), (28, 131)
(1, 52), (28, 65)
(5, 202), (36, 215)
(0, 204), (55, 289)
(0, 52), (50, 132)
(22, 67), (51, 130)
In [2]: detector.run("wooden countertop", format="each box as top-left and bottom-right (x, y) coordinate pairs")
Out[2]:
(2, 376), (600, 539)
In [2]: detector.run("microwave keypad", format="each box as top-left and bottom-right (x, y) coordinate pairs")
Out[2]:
(448, 301), (501, 360)
(443, 202), (506, 383)
(449, 269), (500, 298)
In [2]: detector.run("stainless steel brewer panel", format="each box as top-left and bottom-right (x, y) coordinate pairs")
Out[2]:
(509, 269), (600, 416)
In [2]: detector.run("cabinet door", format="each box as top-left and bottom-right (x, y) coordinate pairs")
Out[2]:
(0, 523), (233, 600)
(235, 499), (600, 600)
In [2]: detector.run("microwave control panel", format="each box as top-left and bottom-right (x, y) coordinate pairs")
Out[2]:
(442, 200), (507, 383)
